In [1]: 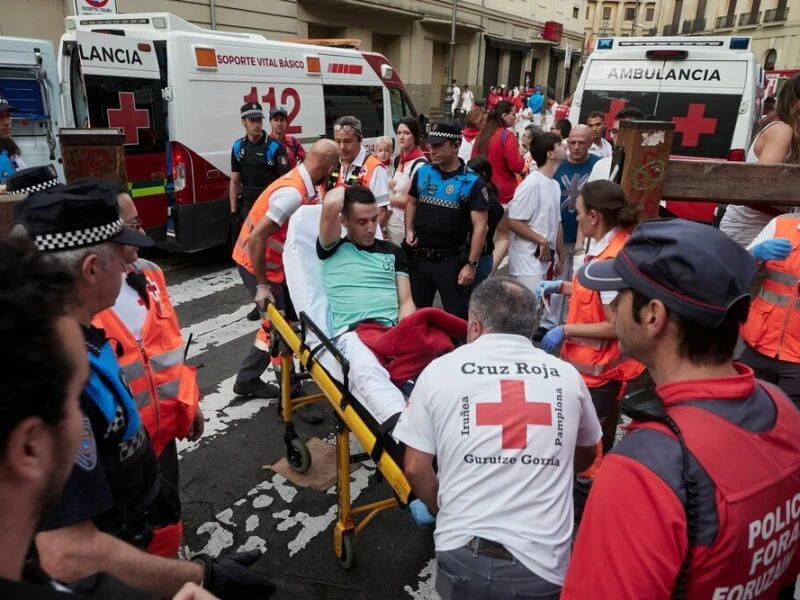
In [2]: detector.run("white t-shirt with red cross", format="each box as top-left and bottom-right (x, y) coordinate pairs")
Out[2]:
(393, 333), (601, 585)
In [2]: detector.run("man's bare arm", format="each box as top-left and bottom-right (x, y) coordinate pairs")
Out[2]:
(36, 520), (203, 599)
(396, 275), (416, 320)
(319, 187), (345, 249)
(403, 447), (438, 515)
(229, 173), (241, 213)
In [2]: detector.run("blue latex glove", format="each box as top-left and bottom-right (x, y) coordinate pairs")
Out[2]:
(409, 499), (436, 526)
(541, 325), (565, 354)
(536, 280), (562, 301)
(752, 238), (792, 261)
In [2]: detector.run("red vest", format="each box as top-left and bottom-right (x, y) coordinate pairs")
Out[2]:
(561, 229), (645, 387)
(634, 383), (800, 598)
(740, 214), (800, 362)
(94, 259), (199, 457)
(232, 167), (313, 282)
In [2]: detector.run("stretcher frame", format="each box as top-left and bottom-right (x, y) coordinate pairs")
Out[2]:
(266, 302), (412, 570)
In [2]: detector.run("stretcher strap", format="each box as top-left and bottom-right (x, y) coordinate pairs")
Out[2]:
(369, 412), (401, 464)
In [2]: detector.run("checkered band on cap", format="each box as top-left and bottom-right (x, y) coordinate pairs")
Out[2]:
(4, 176), (60, 196)
(34, 218), (123, 251)
(430, 132), (462, 139)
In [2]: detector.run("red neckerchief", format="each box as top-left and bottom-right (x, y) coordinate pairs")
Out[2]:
(399, 147), (425, 171)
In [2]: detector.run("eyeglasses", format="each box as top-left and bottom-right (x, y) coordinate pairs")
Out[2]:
(124, 216), (143, 230)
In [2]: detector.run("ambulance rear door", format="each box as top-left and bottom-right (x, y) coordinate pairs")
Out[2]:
(65, 31), (168, 242)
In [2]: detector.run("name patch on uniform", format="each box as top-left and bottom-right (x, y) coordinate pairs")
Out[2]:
(427, 184), (438, 195)
(75, 417), (98, 471)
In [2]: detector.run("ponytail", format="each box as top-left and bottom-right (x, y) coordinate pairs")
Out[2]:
(581, 180), (640, 230)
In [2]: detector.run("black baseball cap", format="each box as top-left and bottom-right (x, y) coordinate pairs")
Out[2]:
(0, 95), (17, 113)
(240, 102), (264, 119)
(426, 121), (462, 145)
(269, 106), (288, 119)
(14, 181), (154, 252)
(577, 219), (756, 327)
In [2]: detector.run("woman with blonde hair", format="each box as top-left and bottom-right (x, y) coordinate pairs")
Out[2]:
(720, 74), (800, 246)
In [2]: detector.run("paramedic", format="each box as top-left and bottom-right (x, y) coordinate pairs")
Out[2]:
(562, 219), (800, 599)
(13, 182), (275, 600)
(394, 276), (601, 600)
(94, 183), (204, 557)
(268, 106), (305, 168)
(229, 102), (290, 226)
(232, 139), (340, 400)
(318, 185), (416, 424)
(405, 122), (489, 319)
(329, 116), (391, 229)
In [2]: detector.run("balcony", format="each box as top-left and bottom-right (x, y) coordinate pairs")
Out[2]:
(738, 11), (762, 26)
(662, 23), (679, 35)
(716, 14), (736, 28)
(764, 7), (789, 23)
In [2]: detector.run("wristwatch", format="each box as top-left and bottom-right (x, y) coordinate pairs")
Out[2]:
(467, 258), (479, 268)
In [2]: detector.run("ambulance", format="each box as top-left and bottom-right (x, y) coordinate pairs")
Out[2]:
(58, 13), (419, 251)
(0, 36), (63, 179)
(570, 36), (761, 222)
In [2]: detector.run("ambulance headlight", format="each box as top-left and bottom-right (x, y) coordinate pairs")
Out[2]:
(730, 38), (750, 50)
(152, 16), (167, 29)
(65, 18), (76, 31)
(597, 38), (613, 50)
(381, 64), (393, 80)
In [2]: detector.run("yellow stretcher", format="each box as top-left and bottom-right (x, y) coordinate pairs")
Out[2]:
(266, 302), (412, 569)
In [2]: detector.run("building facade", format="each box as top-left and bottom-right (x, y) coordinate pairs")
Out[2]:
(1, 0), (587, 114)
(584, 0), (800, 77)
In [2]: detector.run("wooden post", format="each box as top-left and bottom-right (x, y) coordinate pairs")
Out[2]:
(0, 193), (24, 237)
(60, 128), (127, 184)
(616, 119), (675, 220)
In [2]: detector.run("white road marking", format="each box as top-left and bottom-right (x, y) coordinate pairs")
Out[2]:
(217, 508), (235, 526)
(253, 495), (273, 509)
(237, 535), (268, 553)
(248, 474), (298, 504)
(177, 375), (274, 456)
(182, 305), (260, 358)
(194, 520), (234, 557)
(245, 515), (260, 532)
(169, 267), (240, 307)
(405, 558), (439, 599)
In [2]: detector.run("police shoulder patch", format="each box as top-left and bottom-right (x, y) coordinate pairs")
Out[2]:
(278, 155), (288, 167)
(75, 417), (98, 472)
(445, 184), (455, 196)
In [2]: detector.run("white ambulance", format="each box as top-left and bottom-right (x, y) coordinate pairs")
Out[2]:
(570, 36), (761, 222)
(0, 36), (63, 180)
(59, 13), (419, 251)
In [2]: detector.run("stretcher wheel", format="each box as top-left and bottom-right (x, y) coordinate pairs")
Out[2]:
(287, 438), (312, 473)
(337, 532), (356, 570)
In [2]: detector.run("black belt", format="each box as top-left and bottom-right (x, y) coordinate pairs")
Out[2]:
(418, 247), (462, 261)
(464, 536), (515, 560)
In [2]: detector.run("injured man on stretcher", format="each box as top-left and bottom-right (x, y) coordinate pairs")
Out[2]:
(282, 184), (467, 429)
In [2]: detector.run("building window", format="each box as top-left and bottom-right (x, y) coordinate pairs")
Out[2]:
(624, 6), (637, 20)
(586, 5), (591, 19)
(645, 4), (655, 20)
(573, 6), (580, 18)
(603, 6), (613, 19)
(764, 49), (777, 70)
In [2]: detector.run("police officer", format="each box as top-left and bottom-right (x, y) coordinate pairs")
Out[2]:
(229, 102), (290, 226)
(13, 182), (275, 600)
(268, 106), (305, 168)
(405, 121), (489, 319)
(0, 95), (26, 184)
(562, 220), (800, 598)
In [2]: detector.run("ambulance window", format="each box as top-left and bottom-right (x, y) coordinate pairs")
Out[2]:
(322, 85), (384, 138)
(389, 87), (415, 131)
(0, 68), (47, 138)
(68, 47), (90, 129)
(81, 75), (166, 154)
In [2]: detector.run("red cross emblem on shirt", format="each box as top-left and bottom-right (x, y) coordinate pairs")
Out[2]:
(107, 91), (151, 145)
(475, 380), (552, 450)
(672, 103), (717, 148)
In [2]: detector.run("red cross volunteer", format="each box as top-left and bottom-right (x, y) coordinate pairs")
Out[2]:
(394, 277), (601, 600)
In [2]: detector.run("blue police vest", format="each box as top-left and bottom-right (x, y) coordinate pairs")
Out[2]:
(414, 163), (480, 244)
(85, 341), (142, 440)
(0, 149), (17, 183)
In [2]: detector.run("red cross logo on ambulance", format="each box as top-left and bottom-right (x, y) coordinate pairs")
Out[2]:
(476, 380), (552, 449)
(107, 92), (151, 145)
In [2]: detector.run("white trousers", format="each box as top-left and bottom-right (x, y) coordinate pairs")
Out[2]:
(334, 331), (406, 425)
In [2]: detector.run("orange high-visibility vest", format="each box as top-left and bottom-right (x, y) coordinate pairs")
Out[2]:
(317, 152), (385, 198)
(741, 214), (800, 362)
(232, 167), (313, 282)
(94, 259), (199, 458)
(561, 229), (645, 388)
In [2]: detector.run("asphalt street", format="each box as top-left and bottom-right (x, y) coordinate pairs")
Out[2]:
(153, 247), (439, 599)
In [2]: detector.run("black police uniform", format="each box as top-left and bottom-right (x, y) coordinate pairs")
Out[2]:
(408, 159), (489, 319)
(231, 104), (290, 219)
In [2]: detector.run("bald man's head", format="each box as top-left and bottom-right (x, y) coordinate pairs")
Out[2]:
(306, 139), (340, 184)
(568, 124), (592, 163)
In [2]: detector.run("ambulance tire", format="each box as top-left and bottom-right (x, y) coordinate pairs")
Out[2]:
(287, 437), (312, 473)
(337, 532), (356, 570)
